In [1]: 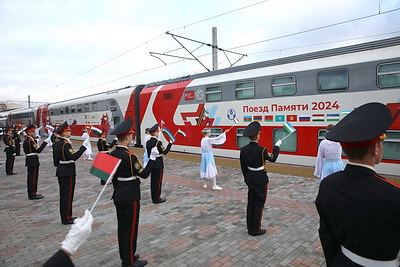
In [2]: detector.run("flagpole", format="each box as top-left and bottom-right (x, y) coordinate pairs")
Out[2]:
(89, 177), (111, 213)
(89, 161), (121, 213)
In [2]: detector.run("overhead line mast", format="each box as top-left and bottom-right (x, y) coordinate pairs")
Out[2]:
(149, 28), (247, 72)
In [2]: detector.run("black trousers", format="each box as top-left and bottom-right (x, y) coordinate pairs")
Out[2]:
(15, 142), (21, 156)
(114, 200), (140, 265)
(150, 168), (164, 202)
(57, 176), (76, 223)
(5, 147), (15, 174)
(27, 166), (39, 198)
(246, 182), (268, 235)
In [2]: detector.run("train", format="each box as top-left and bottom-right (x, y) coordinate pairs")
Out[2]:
(1, 36), (399, 176)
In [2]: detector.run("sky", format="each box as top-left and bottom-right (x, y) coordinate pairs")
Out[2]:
(1, 0), (400, 105)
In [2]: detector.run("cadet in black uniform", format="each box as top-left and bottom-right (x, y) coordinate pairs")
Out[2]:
(53, 122), (87, 225)
(12, 127), (21, 156)
(315, 102), (400, 267)
(96, 130), (117, 152)
(3, 126), (17, 175)
(96, 130), (118, 185)
(109, 118), (159, 267)
(23, 124), (48, 200)
(51, 131), (60, 166)
(240, 121), (281, 236)
(146, 124), (172, 204)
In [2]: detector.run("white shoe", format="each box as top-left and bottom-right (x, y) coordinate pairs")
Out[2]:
(212, 185), (223, 191)
(202, 184), (208, 189)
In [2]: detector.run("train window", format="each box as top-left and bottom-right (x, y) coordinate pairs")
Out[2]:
(70, 105), (76, 113)
(209, 128), (223, 147)
(60, 107), (64, 114)
(236, 81), (255, 99)
(383, 130), (400, 160)
(110, 100), (116, 106)
(65, 106), (69, 114)
(92, 102), (98, 111)
(50, 109), (54, 115)
(114, 116), (120, 126)
(317, 69), (348, 92)
(84, 103), (90, 112)
(272, 76), (296, 96)
(273, 128), (297, 152)
(377, 62), (400, 88)
(206, 86), (222, 101)
(77, 104), (82, 112)
(236, 128), (250, 148)
(318, 129), (327, 146)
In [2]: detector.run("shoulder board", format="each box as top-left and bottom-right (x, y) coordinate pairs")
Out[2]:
(123, 150), (133, 155)
(374, 175), (400, 189)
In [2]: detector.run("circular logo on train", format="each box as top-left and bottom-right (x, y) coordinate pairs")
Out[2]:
(227, 109), (236, 120)
(0, 103), (7, 111)
(196, 89), (204, 100)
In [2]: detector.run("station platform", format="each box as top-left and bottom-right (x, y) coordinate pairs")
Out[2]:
(1, 144), (328, 267)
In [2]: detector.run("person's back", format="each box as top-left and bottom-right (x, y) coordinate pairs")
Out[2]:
(317, 167), (400, 262)
(315, 102), (400, 266)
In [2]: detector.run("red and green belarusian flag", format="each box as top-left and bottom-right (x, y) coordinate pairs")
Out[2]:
(90, 152), (121, 182)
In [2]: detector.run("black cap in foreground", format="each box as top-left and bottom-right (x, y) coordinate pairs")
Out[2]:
(110, 118), (133, 137)
(243, 121), (261, 137)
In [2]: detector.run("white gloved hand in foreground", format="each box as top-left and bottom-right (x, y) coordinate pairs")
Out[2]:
(61, 210), (93, 255)
(275, 140), (282, 147)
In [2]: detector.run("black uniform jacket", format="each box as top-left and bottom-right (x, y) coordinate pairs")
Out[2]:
(146, 137), (172, 169)
(23, 136), (47, 166)
(54, 137), (86, 177)
(97, 138), (117, 151)
(110, 145), (155, 202)
(240, 141), (279, 184)
(315, 164), (400, 265)
(43, 249), (74, 267)
(3, 134), (14, 151)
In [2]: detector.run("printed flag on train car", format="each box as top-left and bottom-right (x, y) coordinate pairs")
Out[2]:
(162, 127), (176, 143)
(233, 117), (239, 124)
(90, 152), (121, 182)
(283, 122), (296, 134)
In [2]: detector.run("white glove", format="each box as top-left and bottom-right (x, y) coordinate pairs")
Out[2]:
(275, 140), (282, 147)
(169, 139), (174, 144)
(149, 146), (159, 161)
(44, 136), (51, 143)
(83, 139), (89, 147)
(61, 210), (93, 255)
(114, 137), (118, 141)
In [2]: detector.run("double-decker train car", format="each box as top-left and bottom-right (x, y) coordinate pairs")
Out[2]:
(4, 37), (400, 175)
(46, 85), (143, 141)
(140, 37), (400, 176)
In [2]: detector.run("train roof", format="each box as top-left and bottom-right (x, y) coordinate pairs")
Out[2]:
(145, 36), (400, 86)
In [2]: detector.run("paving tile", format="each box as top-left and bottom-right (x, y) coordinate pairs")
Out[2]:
(0, 144), (326, 266)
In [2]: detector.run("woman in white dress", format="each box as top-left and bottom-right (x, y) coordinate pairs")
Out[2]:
(314, 124), (345, 180)
(81, 126), (93, 160)
(200, 128), (229, 190)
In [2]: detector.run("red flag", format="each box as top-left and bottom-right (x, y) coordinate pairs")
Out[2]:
(90, 152), (121, 181)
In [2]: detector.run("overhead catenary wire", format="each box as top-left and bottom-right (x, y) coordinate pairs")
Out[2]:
(34, 3), (400, 102)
